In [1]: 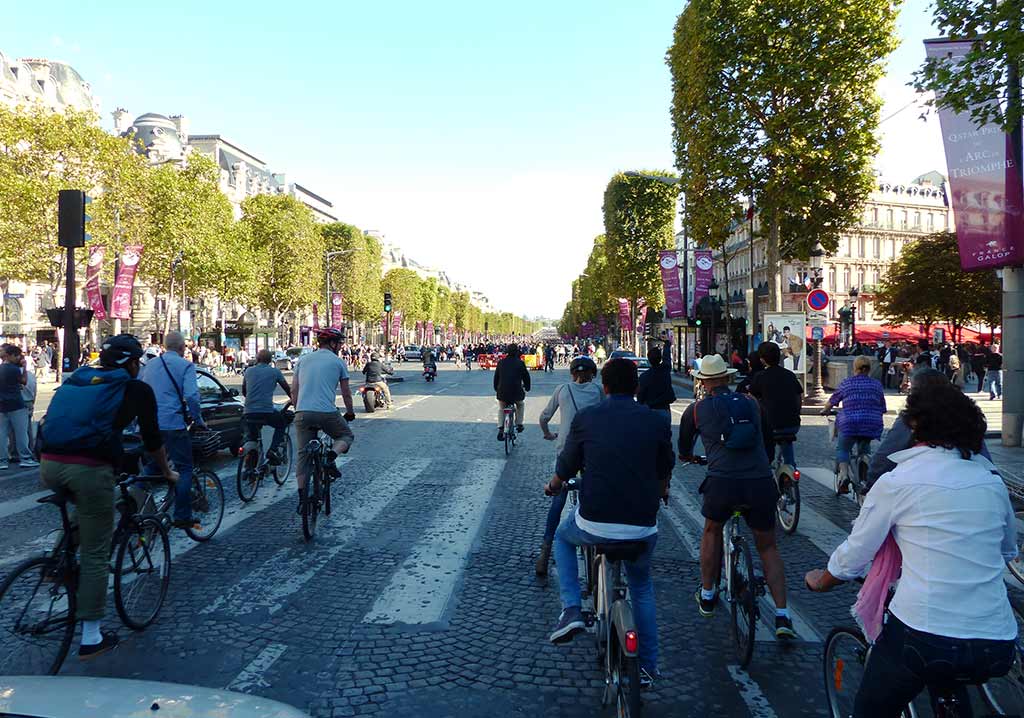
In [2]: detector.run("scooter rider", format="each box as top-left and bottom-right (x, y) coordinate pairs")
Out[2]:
(423, 350), (438, 378)
(362, 352), (393, 408)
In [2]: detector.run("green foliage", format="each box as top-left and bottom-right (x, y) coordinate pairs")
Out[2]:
(913, 1), (1024, 132)
(874, 232), (1001, 333)
(381, 268), (422, 320)
(321, 222), (383, 322)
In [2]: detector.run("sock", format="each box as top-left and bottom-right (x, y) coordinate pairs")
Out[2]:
(700, 588), (716, 601)
(81, 620), (102, 646)
(776, 608), (790, 619)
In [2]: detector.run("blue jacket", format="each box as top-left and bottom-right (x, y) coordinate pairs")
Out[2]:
(556, 395), (675, 529)
(140, 352), (203, 431)
(830, 374), (885, 440)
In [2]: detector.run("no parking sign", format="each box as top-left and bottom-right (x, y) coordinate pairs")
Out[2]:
(806, 289), (830, 312)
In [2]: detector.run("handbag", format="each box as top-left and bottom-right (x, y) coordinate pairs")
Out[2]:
(160, 355), (193, 426)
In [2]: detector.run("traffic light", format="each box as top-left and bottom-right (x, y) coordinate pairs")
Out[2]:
(58, 190), (92, 248)
(383, 292), (392, 313)
(688, 317), (702, 328)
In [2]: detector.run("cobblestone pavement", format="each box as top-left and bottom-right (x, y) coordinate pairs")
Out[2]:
(2, 363), (1023, 716)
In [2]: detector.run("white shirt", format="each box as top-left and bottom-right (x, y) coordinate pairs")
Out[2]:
(828, 446), (1018, 641)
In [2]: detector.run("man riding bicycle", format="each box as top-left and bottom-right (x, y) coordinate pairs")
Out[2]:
(362, 352), (394, 408)
(749, 341), (803, 467)
(823, 355), (885, 493)
(242, 349), (292, 465)
(494, 344), (530, 441)
(292, 328), (356, 513)
(678, 354), (795, 639)
(38, 334), (177, 660)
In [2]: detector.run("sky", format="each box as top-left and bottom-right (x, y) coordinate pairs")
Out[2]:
(1, 0), (944, 319)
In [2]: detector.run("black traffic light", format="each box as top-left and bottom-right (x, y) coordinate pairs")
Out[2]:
(384, 292), (392, 313)
(58, 189), (92, 248)
(687, 317), (702, 328)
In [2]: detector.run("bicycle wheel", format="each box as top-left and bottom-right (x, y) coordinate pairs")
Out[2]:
(236, 449), (260, 503)
(324, 460), (335, 517)
(272, 433), (294, 486)
(504, 415), (512, 456)
(824, 627), (870, 718)
(302, 459), (322, 541)
(776, 470), (800, 534)
(114, 516), (170, 630)
(1007, 510), (1024, 584)
(980, 648), (1024, 716)
(730, 536), (757, 668)
(0, 555), (75, 675)
(614, 639), (643, 718)
(185, 469), (225, 542)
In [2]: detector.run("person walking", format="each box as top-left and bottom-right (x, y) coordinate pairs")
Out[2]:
(636, 335), (675, 426)
(879, 342), (896, 390)
(985, 347), (1003, 400)
(971, 345), (988, 394)
(0, 344), (38, 470)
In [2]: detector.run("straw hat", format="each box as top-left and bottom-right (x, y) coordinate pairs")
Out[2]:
(692, 354), (737, 380)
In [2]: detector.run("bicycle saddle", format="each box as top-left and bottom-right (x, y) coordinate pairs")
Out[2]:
(594, 542), (647, 562)
(37, 488), (71, 507)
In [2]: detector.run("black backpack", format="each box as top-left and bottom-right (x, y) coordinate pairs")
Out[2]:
(695, 391), (759, 450)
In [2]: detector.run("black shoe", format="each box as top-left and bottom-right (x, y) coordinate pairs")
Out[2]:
(326, 463), (341, 479)
(515, 424), (524, 433)
(775, 615), (797, 640)
(549, 606), (586, 644)
(695, 589), (716, 618)
(172, 518), (196, 529)
(497, 429), (505, 442)
(78, 631), (119, 660)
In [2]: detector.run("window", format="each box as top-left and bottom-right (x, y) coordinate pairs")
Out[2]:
(873, 237), (880, 258)
(828, 269), (836, 291)
(900, 210), (908, 229)
(914, 211), (921, 229)
(927, 213), (935, 231)
(858, 236), (865, 257)
(843, 267), (850, 291)
(872, 207), (879, 226)
(196, 372), (224, 402)
(886, 209), (894, 228)
(872, 270), (880, 285)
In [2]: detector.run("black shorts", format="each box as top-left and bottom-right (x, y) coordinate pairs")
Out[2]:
(699, 476), (778, 532)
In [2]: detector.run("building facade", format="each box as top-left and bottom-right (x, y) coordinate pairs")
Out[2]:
(0, 54), (99, 112)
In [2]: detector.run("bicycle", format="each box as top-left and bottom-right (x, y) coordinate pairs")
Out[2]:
(771, 433), (800, 535)
(825, 410), (872, 507)
(501, 403), (518, 456)
(0, 473), (172, 676)
(236, 409), (295, 502)
(301, 429), (340, 541)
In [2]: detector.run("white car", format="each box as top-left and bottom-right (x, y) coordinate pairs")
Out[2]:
(0, 676), (310, 717)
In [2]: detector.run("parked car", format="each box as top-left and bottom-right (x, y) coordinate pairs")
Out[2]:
(402, 344), (423, 361)
(196, 367), (245, 454)
(609, 349), (651, 372)
(0, 676), (310, 717)
(286, 346), (313, 366)
(272, 349), (293, 371)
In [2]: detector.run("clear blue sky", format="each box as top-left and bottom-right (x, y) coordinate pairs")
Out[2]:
(1, 0), (942, 319)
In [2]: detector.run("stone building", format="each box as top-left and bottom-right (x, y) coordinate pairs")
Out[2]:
(0, 53), (99, 112)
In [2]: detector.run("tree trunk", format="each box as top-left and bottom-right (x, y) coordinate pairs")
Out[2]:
(163, 276), (175, 337)
(767, 222), (783, 312)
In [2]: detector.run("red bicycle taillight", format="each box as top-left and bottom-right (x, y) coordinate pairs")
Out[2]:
(793, 470), (800, 481)
(625, 630), (639, 654)
(237, 447), (245, 457)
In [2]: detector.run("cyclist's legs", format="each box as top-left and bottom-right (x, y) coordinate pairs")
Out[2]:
(552, 511), (586, 609)
(497, 401), (511, 427)
(772, 427), (799, 466)
(622, 534), (659, 673)
(853, 616), (930, 716)
(242, 413), (270, 453)
(856, 438), (872, 459)
(699, 518), (725, 592)
(318, 410), (354, 456)
(836, 434), (856, 470)
(264, 410), (288, 455)
(514, 400), (525, 427)
(742, 478), (787, 609)
(543, 490), (568, 544)
(160, 430), (193, 522)
(294, 411), (319, 490)
(750, 528), (787, 610)
(40, 460), (115, 623)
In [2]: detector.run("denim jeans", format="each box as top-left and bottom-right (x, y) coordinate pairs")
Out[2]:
(145, 429), (193, 522)
(0, 408), (34, 463)
(987, 369), (1003, 398)
(769, 426), (799, 467)
(243, 412), (287, 456)
(553, 509), (659, 673)
(854, 614), (1016, 717)
(543, 490), (568, 543)
(836, 435), (872, 464)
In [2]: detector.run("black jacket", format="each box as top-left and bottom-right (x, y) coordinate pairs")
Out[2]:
(494, 356), (531, 402)
(362, 360), (392, 384)
(749, 365), (803, 430)
(636, 361), (676, 410)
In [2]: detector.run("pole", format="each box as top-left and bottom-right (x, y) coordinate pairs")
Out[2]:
(805, 338), (826, 405)
(112, 257), (122, 336)
(324, 254), (331, 321)
(63, 246), (79, 374)
(749, 193), (756, 355)
(1002, 52), (1023, 446)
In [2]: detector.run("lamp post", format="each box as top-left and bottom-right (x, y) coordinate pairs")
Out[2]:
(708, 276), (720, 357)
(805, 241), (827, 405)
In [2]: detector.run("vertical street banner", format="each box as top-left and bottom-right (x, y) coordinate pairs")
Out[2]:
(925, 39), (1024, 269)
(426, 321), (434, 342)
(636, 300), (648, 335)
(85, 245), (107, 321)
(109, 245), (143, 319)
(598, 316), (608, 336)
(618, 298), (631, 331)
(392, 312), (402, 341)
(312, 303), (320, 329)
(330, 292), (343, 328)
(693, 250), (713, 311)
(380, 315), (388, 333)
(658, 250), (686, 318)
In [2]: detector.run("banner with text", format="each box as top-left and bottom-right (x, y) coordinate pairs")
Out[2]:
(392, 312), (402, 341)
(636, 299), (648, 334)
(618, 298), (631, 331)
(658, 250), (686, 318)
(330, 292), (343, 328)
(693, 250), (713, 311)
(925, 39), (1024, 269)
(109, 245), (143, 319)
(85, 246), (107, 321)
(426, 321), (434, 341)
(312, 303), (320, 329)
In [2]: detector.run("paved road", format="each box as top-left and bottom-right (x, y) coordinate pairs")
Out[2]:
(2, 363), (1023, 717)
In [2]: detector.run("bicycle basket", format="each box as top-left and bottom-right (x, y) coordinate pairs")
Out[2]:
(190, 428), (224, 459)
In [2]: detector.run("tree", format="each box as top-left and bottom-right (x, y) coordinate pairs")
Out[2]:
(913, 1), (1024, 132)
(668, 0), (900, 311)
(602, 172), (677, 347)
(874, 232), (1001, 339)
(321, 222), (382, 324)
(381, 268), (422, 331)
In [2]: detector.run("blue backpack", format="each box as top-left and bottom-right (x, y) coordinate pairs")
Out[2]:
(40, 366), (131, 453)
(696, 391), (759, 450)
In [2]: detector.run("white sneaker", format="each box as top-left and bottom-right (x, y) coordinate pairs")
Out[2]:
(0, 462), (9, 470)
(19, 459), (39, 468)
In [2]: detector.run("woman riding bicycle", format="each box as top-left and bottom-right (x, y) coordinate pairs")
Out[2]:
(823, 355), (885, 494)
(806, 380), (1017, 716)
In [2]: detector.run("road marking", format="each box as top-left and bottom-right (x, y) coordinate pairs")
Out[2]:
(799, 466), (859, 506)
(226, 643), (288, 693)
(201, 458), (429, 617)
(0, 490), (49, 520)
(727, 665), (778, 718)
(363, 458), (505, 626)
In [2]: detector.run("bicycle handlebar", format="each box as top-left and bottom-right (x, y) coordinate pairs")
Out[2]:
(681, 456), (708, 466)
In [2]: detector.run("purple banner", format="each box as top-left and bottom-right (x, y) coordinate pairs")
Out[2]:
(426, 321), (434, 340)
(85, 245), (107, 321)
(392, 312), (402, 340)
(109, 245), (142, 319)
(598, 316), (608, 335)
(618, 298), (631, 331)
(312, 303), (319, 329)
(693, 250), (713, 310)
(330, 292), (343, 328)
(658, 250), (685, 318)
(925, 39), (1024, 270)
(636, 301), (648, 333)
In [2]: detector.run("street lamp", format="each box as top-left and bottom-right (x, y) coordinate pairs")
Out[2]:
(708, 276), (720, 357)
(848, 286), (859, 349)
(324, 248), (363, 336)
(805, 241), (827, 405)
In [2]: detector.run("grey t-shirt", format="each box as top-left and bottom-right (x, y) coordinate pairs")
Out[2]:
(243, 363), (285, 414)
(295, 349), (350, 413)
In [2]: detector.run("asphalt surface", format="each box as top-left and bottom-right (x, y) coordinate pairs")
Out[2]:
(2, 362), (1023, 717)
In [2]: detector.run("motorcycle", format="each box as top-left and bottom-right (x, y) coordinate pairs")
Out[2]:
(423, 365), (437, 382)
(359, 383), (388, 413)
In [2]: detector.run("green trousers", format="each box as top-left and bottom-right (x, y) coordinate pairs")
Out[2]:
(41, 460), (115, 621)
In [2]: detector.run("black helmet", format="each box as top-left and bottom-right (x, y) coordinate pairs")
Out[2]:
(99, 334), (144, 367)
(570, 356), (597, 374)
(315, 327), (344, 342)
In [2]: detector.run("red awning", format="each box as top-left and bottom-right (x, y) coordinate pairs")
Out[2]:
(807, 323), (1001, 344)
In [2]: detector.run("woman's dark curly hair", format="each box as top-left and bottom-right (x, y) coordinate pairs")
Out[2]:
(900, 380), (986, 458)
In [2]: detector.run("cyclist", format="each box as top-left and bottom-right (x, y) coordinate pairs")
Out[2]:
(749, 341), (803, 467)
(292, 328), (356, 512)
(677, 354), (795, 639)
(535, 355), (602, 576)
(636, 333), (675, 427)
(806, 380), (1016, 714)
(544, 358), (673, 687)
(362, 352), (394, 408)
(241, 349), (292, 465)
(823, 355), (885, 494)
(38, 334), (177, 660)
(494, 343), (530, 441)
(140, 331), (207, 529)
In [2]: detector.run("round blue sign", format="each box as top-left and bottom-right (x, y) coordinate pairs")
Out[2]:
(807, 289), (830, 311)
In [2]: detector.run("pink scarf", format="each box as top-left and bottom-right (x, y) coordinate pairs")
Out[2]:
(852, 532), (902, 642)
